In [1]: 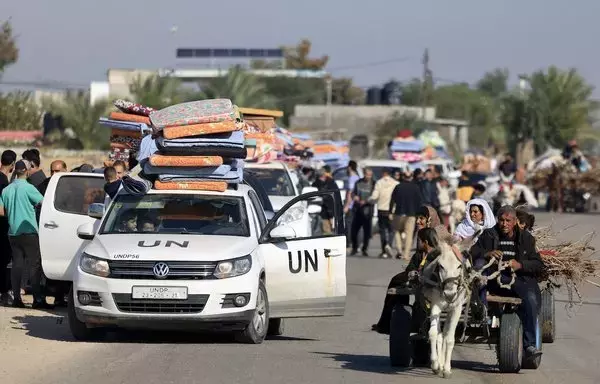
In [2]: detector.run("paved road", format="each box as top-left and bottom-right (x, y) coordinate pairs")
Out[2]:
(1, 213), (599, 384)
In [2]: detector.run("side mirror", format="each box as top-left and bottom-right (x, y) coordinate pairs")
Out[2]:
(88, 203), (104, 219)
(335, 180), (344, 190)
(301, 186), (318, 195)
(77, 222), (95, 241)
(307, 205), (322, 215)
(269, 225), (297, 240)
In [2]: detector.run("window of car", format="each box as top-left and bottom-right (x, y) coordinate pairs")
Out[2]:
(246, 168), (295, 196)
(54, 175), (105, 215)
(100, 194), (250, 237)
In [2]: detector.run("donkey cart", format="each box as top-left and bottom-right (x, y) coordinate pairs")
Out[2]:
(388, 282), (545, 374)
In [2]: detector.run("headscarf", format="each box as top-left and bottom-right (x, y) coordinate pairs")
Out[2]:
(419, 205), (452, 244)
(453, 198), (496, 240)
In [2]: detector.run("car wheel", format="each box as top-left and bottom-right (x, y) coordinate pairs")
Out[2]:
(236, 281), (269, 344)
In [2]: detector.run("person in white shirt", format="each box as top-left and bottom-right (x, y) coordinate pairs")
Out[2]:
(368, 168), (399, 258)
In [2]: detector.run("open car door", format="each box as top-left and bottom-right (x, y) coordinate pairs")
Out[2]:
(258, 190), (346, 318)
(39, 173), (105, 281)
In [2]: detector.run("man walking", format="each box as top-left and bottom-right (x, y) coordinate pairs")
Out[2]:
(0, 150), (16, 305)
(389, 171), (423, 260)
(369, 168), (399, 258)
(350, 168), (375, 256)
(343, 161), (360, 248)
(0, 160), (52, 308)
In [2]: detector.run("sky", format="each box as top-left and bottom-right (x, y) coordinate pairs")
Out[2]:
(1, 0), (600, 94)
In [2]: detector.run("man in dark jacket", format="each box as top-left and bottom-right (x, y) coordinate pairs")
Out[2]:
(312, 168), (339, 235)
(470, 205), (544, 359)
(420, 169), (440, 210)
(350, 168), (375, 256)
(390, 172), (423, 260)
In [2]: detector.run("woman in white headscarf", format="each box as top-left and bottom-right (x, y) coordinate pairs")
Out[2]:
(453, 198), (496, 243)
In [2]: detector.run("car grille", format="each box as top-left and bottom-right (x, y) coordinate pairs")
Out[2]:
(112, 293), (209, 314)
(107, 260), (217, 280)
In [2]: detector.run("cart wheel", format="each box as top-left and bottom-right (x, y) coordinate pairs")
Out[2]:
(389, 304), (412, 367)
(497, 312), (523, 373)
(541, 288), (556, 343)
(522, 316), (543, 369)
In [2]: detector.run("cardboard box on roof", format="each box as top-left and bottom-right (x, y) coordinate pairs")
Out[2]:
(239, 107), (283, 132)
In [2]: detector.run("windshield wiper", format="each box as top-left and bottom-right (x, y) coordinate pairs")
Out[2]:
(162, 227), (191, 234)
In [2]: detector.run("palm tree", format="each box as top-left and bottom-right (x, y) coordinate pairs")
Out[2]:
(195, 66), (276, 108)
(129, 74), (185, 109)
(42, 90), (111, 150)
(502, 66), (594, 154)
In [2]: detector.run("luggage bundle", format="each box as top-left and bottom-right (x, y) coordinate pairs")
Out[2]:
(140, 98), (246, 192)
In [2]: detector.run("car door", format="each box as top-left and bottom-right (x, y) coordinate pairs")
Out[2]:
(39, 172), (106, 281)
(258, 190), (346, 318)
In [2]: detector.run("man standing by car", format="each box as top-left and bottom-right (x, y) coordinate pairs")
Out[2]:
(349, 168), (375, 256)
(0, 160), (52, 309)
(0, 150), (16, 305)
(369, 168), (399, 258)
(343, 161), (360, 248)
(470, 205), (544, 360)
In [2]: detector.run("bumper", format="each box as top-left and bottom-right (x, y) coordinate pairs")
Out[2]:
(73, 267), (259, 330)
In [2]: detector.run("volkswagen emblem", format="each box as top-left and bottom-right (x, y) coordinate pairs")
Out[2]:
(153, 262), (170, 279)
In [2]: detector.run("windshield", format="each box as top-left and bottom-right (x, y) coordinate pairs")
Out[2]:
(100, 194), (250, 237)
(246, 168), (295, 196)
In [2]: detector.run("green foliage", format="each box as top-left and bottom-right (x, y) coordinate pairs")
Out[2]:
(262, 77), (325, 125)
(373, 112), (422, 152)
(502, 66), (594, 154)
(197, 65), (276, 109)
(42, 91), (111, 150)
(129, 74), (185, 109)
(0, 91), (41, 131)
(0, 19), (18, 74)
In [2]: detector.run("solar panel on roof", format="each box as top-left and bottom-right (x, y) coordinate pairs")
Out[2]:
(176, 48), (284, 58)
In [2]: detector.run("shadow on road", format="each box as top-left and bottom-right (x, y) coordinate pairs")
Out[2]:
(313, 352), (432, 377)
(11, 315), (317, 344)
(450, 359), (498, 374)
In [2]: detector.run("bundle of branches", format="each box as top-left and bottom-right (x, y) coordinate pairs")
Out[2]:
(528, 159), (600, 195)
(532, 225), (600, 305)
(574, 168), (600, 195)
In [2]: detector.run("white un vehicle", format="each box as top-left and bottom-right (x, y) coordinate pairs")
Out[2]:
(39, 173), (347, 343)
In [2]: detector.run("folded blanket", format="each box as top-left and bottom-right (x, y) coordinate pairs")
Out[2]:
(111, 142), (131, 150)
(156, 130), (245, 149)
(163, 121), (238, 140)
(149, 154), (223, 167)
(150, 99), (234, 128)
(113, 99), (156, 117)
(121, 175), (152, 196)
(110, 136), (140, 150)
(156, 146), (248, 158)
(111, 128), (143, 138)
(109, 112), (151, 125)
(157, 162), (243, 183)
(154, 180), (228, 192)
(137, 135), (159, 162)
(100, 118), (150, 133)
(143, 162), (233, 177)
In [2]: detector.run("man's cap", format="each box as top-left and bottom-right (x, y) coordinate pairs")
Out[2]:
(14, 159), (31, 172)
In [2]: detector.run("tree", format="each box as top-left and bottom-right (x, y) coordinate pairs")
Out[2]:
(283, 39), (329, 70)
(197, 65), (276, 109)
(0, 19), (18, 74)
(398, 78), (423, 106)
(0, 91), (41, 131)
(476, 68), (509, 98)
(129, 74), (184, 109)
(331, 77), (365, 105)
(42, 91), (111, 150)
(502, 66), (594, 154)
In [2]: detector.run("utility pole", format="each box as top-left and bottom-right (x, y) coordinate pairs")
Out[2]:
(325, 76), (333, 133)
(420, 48), (430, 121)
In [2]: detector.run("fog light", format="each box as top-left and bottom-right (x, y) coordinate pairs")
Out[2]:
(234, 295), (247, 307)
(78, 291), (92, 305)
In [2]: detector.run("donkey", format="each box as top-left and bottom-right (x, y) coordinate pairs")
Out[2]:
(421, 240), (472, 378)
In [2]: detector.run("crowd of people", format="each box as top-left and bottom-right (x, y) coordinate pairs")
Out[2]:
(0, 147), (130, 308)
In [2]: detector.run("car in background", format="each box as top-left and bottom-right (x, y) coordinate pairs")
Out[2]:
(245, 162), (312, 237)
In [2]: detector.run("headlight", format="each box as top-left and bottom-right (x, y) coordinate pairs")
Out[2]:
(79, 253), (110, 278)
(213, 256), (252, 279)
(278, 206), (305, 225)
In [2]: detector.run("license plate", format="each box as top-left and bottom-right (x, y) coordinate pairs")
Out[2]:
(131, 286), (188, 300)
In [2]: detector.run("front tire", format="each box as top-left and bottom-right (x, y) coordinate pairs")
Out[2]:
(497, 312), (523, 373)
(67, 288), (106, 341)
(389, 304), (413, 367)
(236, 281), (269, 344)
